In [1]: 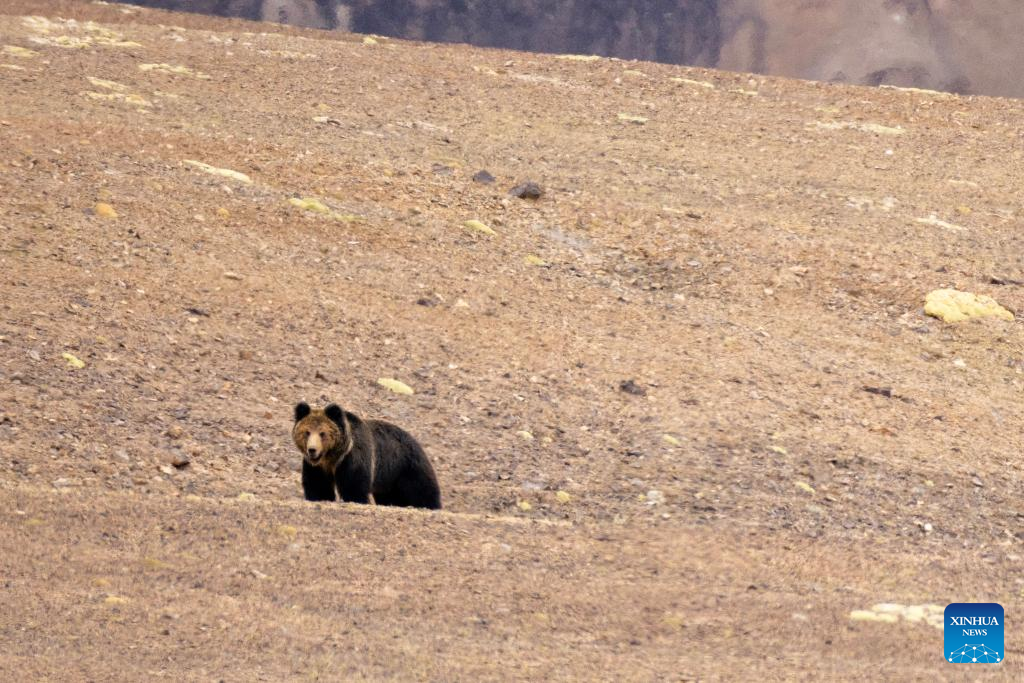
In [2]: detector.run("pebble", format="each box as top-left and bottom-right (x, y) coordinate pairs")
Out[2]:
(509, 181), (543, 200)
(94, 202), (118, 219)
(464, 219), (496, 236)
(472, 170), (495, 184)
(619, 379), (646, 396)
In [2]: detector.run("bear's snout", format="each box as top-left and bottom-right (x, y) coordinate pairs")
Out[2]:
(307, 447), (319, 460)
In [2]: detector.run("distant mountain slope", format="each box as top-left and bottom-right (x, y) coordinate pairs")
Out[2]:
(116, 0), (1024, 97)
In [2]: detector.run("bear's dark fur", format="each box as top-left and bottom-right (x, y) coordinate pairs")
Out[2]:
(292, 402), (441, 510)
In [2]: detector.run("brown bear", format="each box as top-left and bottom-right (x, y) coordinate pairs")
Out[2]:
(292, 402), (441, 510)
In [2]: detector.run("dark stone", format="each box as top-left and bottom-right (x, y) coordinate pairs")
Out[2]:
(619, 379), (646, 396)
(472, 170), (496, 184)
(510, 181), (543, 200)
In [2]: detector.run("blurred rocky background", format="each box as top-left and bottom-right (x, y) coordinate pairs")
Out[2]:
(116, 0), (1024, 97)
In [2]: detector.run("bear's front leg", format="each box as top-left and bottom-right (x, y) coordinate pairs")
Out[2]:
(302, 460), (337, 501)
(336, 457), (372, 504)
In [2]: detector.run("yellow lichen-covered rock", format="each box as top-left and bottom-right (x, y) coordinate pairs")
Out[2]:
(83, 91), (152, 108)
(94, 202), (118, 219)
(849, 610), (898, 624)
(288, 197), (330, 214)
(183, 160), (252, 184)
(464, 219), (496, 236)
(670, 77), (715, 89)
(62, 352), (86, 369)
(87, 76), (127, 92)
(924, 289), (1013, 323)
(377, 378), (414, 395)
(288, 197), (360, 222)
(139, 63), (210, 79)
(3, 45), (39, 58)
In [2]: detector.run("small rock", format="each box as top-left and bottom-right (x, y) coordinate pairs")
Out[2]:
(972, 477), (984, 488)
(849, 610), (898, 624)
(617, 113), (648, 125)
(377, 378), (414, 395)
(223, 272), (243, 280)
(464, 219), (496, 236)
(509, 181), (543, 200)
(94, 202), (118, 219)
(619, 379), (646, 396)
(645, 490), (665, 506)
(795, 481), (815, 495)
(555, 490), (572, 503)
(62, 352), (86, 369)
(165, 425), (184, 440)
(517, 499), (533, 511)
(170, 453), (191, 469)
(924, 289), (1013, 323)
(472, 170), (495, 184)
(662, 434), (681, 447)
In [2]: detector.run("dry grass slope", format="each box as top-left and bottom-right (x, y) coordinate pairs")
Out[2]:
(1, 1), (1023, 679)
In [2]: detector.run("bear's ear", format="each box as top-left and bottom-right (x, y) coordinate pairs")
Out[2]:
(294, 402), (311, 422)
(324, 403), (344, 424)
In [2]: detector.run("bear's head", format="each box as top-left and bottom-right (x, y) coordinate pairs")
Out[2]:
(293, 402), (347, 469)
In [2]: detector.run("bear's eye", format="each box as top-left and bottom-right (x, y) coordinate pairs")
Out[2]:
(302, 431), (310, 438)
(319, 432), (325, 439)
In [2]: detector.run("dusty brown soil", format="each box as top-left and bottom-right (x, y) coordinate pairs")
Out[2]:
(2, 1), (1024, 679)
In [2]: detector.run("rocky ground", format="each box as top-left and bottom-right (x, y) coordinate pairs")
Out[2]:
(1, 1), (1023, 679)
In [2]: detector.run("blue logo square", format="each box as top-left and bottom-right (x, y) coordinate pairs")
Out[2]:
(945, 603), (1004, 663)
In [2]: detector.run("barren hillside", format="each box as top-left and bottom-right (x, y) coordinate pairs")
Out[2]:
(1, 0), (1023, 679)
